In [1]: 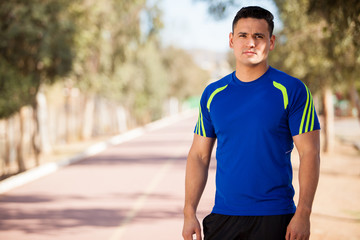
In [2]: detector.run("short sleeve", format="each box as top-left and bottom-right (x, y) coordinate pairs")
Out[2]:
(194, 90), (216, 138)
(288, 82), (321, 136)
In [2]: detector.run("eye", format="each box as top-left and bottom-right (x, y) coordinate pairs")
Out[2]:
(255, 35), (264, 39)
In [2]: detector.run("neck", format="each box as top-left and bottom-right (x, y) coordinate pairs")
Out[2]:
(235, 63), (269, 82)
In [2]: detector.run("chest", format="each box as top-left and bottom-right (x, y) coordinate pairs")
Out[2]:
(209, 84), (287, 135)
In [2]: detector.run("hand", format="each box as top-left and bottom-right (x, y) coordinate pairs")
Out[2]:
(182, 215), (202, 240)
(285, 211), (310, 240)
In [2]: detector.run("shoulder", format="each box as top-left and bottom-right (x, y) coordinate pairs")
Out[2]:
(269, 67), (314, 114)
(268, 67), (308, 100)
(203, 72), (233, 96)
(199, 72), (232, 108)
(268, 67), (305, 89)
(206, 72), (233, 90)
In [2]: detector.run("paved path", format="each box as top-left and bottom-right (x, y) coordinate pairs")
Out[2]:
(0, 113), (359, 240)
(0, 113), (214, 240)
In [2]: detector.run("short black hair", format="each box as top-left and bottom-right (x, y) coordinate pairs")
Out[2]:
(232, 6), (274, 36)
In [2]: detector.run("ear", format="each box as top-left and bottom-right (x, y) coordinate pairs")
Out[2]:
(229, 32), (234, 48)
(269, 34), (276, 51)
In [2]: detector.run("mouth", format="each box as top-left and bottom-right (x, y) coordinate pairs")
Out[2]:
(243, 51), (256, 55)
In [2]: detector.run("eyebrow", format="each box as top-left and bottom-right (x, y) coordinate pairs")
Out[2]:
(237, 32), (266, 37)
(254, 33), (265, 37)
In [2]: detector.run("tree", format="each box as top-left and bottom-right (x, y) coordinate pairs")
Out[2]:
(272, 0), (360, 152)
(70, 0), (169, 126)
(308, 0), (360, 122)
(0, 0), (78, 167)
(0, 1), (76, 106)
(162, 47), (209, 101)
(271, 0), (335, 151)
(0, 59), (33, 119)
(194, 0), (237, 19)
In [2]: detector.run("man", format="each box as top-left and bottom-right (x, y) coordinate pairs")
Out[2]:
(182, 6), (320, 240)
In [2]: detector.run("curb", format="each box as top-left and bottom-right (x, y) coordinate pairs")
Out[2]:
(0, 109), (197, 194)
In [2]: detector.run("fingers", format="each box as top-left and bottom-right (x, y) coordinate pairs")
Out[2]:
(182, 232), (192, 240)
(182, 226), (202, 240)
(181, 226), (192, 240)
(286, 226), (298, 240)
(182, 230), (194, 240)
(182, 232), (202, 240)
(183, 216), (202, 240)
(196, 229), (202, 240)
(285, 229), (309, 240)
(286, 229), (300, 240)
(285, 228), (290, 240)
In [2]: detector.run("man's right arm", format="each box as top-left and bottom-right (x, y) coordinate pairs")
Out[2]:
(182, 134), (216, 240)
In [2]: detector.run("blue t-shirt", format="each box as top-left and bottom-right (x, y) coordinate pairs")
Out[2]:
(194, 67), (320, 216)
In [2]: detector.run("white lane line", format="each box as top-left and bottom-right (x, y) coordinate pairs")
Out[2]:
(0, 128), (145, 194)
(0, 110), (196, 195)
(108, 158), (175, 240)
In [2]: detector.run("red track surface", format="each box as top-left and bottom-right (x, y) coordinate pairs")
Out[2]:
(0, 113), (216, 240)
(1, 114), (359, 240)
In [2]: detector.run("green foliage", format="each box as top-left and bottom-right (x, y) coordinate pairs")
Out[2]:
(308, 0), (360, 52)
(70, 0), (145, 93)
(0, 0), (76, 79)
(0, 59), (33, 118)
(126, 40), (169, 122)
(162, 47), (209, 100)
(69, 0), (167, 123)
(308, 0), (360, 81)
(0, 0), (77, 117)
(70, 0), (209, 124)
(194, 0), (237, 19)
(271, 0), (360, 93)
(0, 0), (211, 124)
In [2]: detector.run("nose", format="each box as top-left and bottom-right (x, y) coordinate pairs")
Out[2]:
(246, 37), (255, 48)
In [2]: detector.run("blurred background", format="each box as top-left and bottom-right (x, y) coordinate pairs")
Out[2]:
(0, 0), (359, 239)
(1, 0), (359, 179)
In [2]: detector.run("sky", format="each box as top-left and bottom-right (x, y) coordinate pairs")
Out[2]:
(159, 0), (281, 53)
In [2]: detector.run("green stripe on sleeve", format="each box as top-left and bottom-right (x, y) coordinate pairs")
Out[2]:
(196, 107), (201, 135)
(299, 85), (310, 134)
(305, 93), (313, 133)
(198, 118), (201, 135)
(200, 107), (206, 137)
(207, 85), (228, 112)
(310, 99), (315, 131)
(273, 81), (289, 109)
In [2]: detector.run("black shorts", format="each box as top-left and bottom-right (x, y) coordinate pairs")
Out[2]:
(202, 213), (294, 240)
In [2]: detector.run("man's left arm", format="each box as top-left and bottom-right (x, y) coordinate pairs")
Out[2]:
(286, 130), (320, 240)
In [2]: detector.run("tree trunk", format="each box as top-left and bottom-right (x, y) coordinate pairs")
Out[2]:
(3, 119), (11, 176)
(322, 86), (335, 153)
(36, 91), (52, 154)
(349, 79), (360, 122)
(64, 82), (72, 143)
(31, 102), (41, 166)
(116, 105), (128, 133)
(81, 95), (95, 140)
(16, 108), (26, 172)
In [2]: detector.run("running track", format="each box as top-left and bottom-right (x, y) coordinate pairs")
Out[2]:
(0, 112), (216, 240)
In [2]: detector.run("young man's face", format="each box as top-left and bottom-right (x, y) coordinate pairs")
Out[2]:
(229, 17), (275, 68)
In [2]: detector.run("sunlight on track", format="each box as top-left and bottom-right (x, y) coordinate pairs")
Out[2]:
(108, 157), (176, 240)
